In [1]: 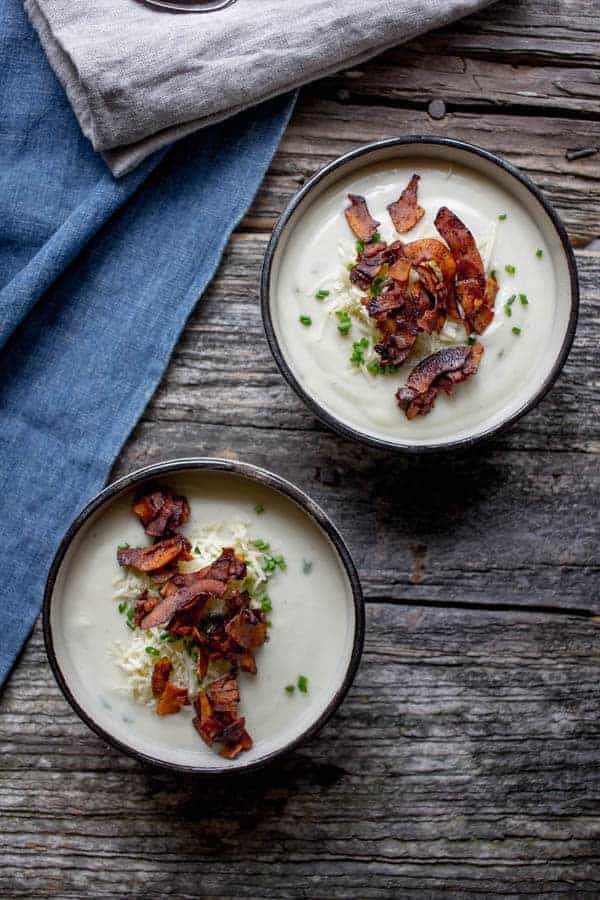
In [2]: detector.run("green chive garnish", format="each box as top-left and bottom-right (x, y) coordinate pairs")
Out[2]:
(512, 326), (522, 335)
(504, 304), (512, 317)
(505, 264), (516, 275)
(536, 248), (543, 259)
(467, 335), (477, 345)
(346, 262), (355, 272)
(498, 213), (507, 221)
(260, 594), (272, 612)
(490, 269), (497, 279)
(355, 240), (365, 254)
(126, 621), (135, 631)
(117, 542), (130, 550)
(370, 231), (381, 242)
(366, 360), (380, 375)
(297, 675), (308, 694)
(118, 601), (127, 614)
(255, 504), (265, 514)
(285, 685), (295, 694)
(369, 276), (384, 297)
(299, 315), (312, 326)
(315, 289), (330, 300)
(336, 310), (352, 335)
(519, 293), (528, 305)
(254, 539), (270, 552)
(145, 646), (159, 656)
(507, 294), (516, 306)
(302, 559), (313, 574)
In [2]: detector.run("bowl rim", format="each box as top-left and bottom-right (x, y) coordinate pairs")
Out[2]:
(43, 457), (365, 776)
(260, 134), (580, 453)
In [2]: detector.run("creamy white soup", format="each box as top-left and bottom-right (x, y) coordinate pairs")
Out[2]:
(271, 158), (558, 445)
(50, 471), (357, 769)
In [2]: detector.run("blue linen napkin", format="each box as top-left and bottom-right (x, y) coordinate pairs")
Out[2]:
(0, 0), (295, 685)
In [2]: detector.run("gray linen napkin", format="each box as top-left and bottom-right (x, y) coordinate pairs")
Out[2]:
(24, 0), (494, 177)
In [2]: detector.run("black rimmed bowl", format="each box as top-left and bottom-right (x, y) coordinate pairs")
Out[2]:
(261, 136), (579, 453)
(44, 458), (364, 775)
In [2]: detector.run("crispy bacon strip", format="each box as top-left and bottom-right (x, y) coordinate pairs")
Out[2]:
(140, 547), (246, 629)
(192, 674), (253, 759)
(349, 241), (388, 289)
(151, 657), (172, 699)
(225, 608), (268, 650)
(401, 238), (456, 285)
(151, 657), (189, 715)
(134, 589), (158, 627)
(344, 194), (380, 242)
(388, 174), (425, 234)
(117, 533), (191, 573)
(396, 343), (484, 418)
(434, 206), (494, 334)
(132, 484), (190, 538)
(156, 682), (189, 716)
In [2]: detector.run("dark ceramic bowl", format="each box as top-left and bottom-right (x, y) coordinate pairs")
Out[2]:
(261, 136), (579, 452)
(44, 458), (364, 775)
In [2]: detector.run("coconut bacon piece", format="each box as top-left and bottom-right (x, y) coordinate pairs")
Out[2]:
(139, 547), (247, 629)
(225, 607), (268, 650)
(132, 484), (190, 538)
(193, 674), (253, 759)
(349, 241), (388, 289)
(117, 533), (192, 574)
(434, 206), (495, 334)
(344, 194), (380, 242)
(396, 343), (484, 419)
(388, 174), (425, 234)
(151, 657), (189, 715)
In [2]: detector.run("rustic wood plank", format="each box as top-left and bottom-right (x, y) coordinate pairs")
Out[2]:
(2, 606), (599, 897)
(106, 242), (599, 612)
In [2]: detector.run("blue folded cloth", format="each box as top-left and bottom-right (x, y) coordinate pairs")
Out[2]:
(0, 0), (295, 685)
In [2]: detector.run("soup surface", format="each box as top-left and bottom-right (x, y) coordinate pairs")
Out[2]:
(271, 157), (557, 445)
(50, 471), (356, 768)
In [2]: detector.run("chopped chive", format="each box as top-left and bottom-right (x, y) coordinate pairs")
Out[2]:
(254, 504), (265, 514)
(117, 542), (130, 550)
(159, 632), (170, 640)
(126, 621), (135, 631)
(504, 304), (512, 318)
(285, 685), (295, 694)
(273, 555), (286, 571)
(126, 607), (135, 622)
(118, 601), (127, 614)
(254, 539), (270, 552)
(366, 360), (381, 376)
(267, 620), (273, 628)
(519, 293), (529, 305)
(505, 264), (516, 275)
(336, 310), (352, 335)
(297, 675), (308, 694)
(355, 240), (365, 254)
(467, 335), (477, 345)
(145, 646), (160, 656)
(260, 594), (272, 612)
(490, 269), (497, 279)
(536, 248), (543, 259)
(299, 315), (312, 326)
(194, 545), (201, 554)
(346, 262), (355, 272)
(315, 289), (330, 300)
(512, 326), (522, 335)
(498, 213), (507, 221)
(302, 559), (313, 575)
(370, 231), (381, 242)
(506, 294), (516, 306)
(350, 337), (369, 365)
(384, 364), (399, 375)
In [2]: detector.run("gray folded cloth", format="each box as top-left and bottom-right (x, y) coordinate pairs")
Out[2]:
(24, 0), (493, 177)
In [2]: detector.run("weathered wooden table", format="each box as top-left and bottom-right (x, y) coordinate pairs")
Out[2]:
(2, 1), (599, 895)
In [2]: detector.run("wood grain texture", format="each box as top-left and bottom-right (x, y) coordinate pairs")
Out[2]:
(3, 0), (600, 895)
(2, 606), (600, 898)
